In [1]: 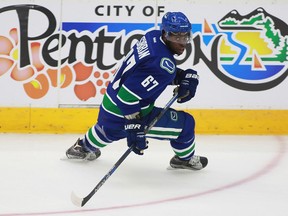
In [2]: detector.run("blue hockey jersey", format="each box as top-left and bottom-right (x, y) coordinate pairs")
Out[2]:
(97, 30), (177, 129)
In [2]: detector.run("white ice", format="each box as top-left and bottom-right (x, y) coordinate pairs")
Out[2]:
(0, 134), (287, 216)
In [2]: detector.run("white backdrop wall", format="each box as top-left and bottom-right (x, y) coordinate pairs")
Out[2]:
(0, 0), (287, 109)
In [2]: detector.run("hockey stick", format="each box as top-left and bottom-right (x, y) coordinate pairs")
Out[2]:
(71, 91), (179, 207)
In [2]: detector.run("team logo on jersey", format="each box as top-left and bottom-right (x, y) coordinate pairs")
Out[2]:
(170, 111), (178, 121)
(160, 58), (175, 74)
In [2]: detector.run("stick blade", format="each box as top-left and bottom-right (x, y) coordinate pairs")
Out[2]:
(71, 191), (84, 207)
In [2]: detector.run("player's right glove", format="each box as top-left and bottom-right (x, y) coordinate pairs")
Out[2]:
(176, 69), (199, 103)
(124, 115), (148, 155)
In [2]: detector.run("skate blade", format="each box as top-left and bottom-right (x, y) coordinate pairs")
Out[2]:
(60, 156), (90, 162)
(167, 165), (200, 171)
(166, 166), (178, 170)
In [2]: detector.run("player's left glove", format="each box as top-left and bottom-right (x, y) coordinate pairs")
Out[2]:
(176, 69), (199, 103)
(124, 115), (148, 155)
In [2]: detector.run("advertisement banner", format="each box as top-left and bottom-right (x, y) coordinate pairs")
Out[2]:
(0, 0), (287, 109)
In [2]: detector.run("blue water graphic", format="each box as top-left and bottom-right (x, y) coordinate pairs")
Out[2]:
(62, 22), (155, 33)
(222, 65), (284, 80)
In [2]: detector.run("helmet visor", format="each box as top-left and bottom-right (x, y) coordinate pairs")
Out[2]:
(165, 32), (192, 44)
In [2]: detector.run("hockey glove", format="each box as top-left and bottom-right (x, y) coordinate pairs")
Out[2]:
(177, 69), (199, 103)
(124, 118), (148, 155)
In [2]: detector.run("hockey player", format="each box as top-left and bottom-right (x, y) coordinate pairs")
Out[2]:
(66, 12), (208, 170)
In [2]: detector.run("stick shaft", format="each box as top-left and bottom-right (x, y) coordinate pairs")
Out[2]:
(73, 92), (178, 207)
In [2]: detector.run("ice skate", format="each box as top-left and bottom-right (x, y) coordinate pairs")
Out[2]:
(66, 138), (101, 161)
(170, 155), (208, 170)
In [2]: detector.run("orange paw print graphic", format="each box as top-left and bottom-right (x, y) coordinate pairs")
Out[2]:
(0, 28), (115, 101)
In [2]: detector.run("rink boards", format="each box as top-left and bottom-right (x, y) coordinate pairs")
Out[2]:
(0, 107), (287, 134)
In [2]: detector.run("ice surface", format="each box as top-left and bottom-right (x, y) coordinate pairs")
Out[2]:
(0, 134), (287, 216)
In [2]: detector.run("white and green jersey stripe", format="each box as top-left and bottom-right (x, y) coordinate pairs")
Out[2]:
(117, 85), (141, 105)
(102, 91), (155, 119)
(172, 140), (195, 159)
(85, 126), (110, 149)
(147, 127), (182, 139)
